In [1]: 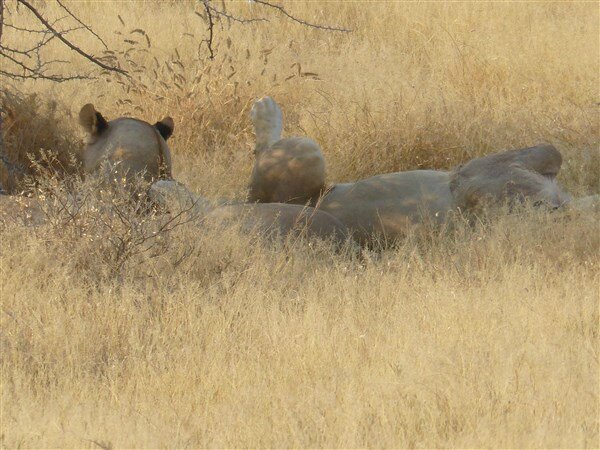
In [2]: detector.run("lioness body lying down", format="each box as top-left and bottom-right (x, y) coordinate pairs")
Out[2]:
(248, 97), (575, 243)
(148, 180), (351, 246)
(0, 100), (589, 248)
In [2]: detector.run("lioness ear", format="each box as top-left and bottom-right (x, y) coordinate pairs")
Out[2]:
(78, 103), (108, 135)
(154, 116), (174, 141)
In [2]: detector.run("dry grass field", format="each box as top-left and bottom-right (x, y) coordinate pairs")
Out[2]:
(1, 1), (599, 448)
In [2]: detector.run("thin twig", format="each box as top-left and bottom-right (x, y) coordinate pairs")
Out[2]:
(205, 2), (267, 24)
(251, 0), (351, 32)
(1, 26), (84, 56)
(56, 0), (108, 49)
(0, 67), (94, 82)
(3, 21), (50, 33)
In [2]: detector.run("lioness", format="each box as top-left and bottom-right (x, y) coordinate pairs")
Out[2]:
(248, 97), (573, 243)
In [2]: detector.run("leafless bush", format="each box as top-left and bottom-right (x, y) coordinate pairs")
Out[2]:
(26, 173), (199, 279)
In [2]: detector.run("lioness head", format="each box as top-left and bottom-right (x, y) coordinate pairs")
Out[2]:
(78, 103), (174, 183)
(450, 145), (570, 211)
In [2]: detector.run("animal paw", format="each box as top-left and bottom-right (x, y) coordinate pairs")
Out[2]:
(251, 96), (283, 149)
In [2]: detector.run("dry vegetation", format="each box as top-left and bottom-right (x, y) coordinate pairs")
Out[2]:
(1, 1), (599, 448)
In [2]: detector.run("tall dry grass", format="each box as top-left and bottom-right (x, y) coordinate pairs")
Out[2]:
(1, 1), (599, 448)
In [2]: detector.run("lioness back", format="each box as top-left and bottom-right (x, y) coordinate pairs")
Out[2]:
(320, 170), (453, 243)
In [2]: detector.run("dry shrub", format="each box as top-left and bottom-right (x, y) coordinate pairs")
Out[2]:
(13, 174), (200, 281)
(1, 90), (82, 193)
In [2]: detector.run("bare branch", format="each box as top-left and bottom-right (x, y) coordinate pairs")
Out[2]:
(195, 0), (351, 59)
(1, 2), (112, 82)
(3, 20), (52, 33)
(1, 25), (84, 56)
(0, 67), (94, 82)
(2, 0), (351, 83)
(15, 0), (127, 75)
(2, 49), (42, 72)
(3, 14), (70, 33)
(202, 0), (215, 59)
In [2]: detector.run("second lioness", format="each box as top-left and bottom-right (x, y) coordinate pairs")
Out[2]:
(248, 97), (571, 243)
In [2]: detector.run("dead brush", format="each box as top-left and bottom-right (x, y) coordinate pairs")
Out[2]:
(1, 90), (82, 193)
(27, 173), (199, 281)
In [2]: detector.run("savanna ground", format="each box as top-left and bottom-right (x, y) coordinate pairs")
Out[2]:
(1, 1), (599, 448)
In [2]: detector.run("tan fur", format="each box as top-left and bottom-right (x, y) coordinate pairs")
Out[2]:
(157, 117), (174, 133)
(319, 148), (570, 243)
(449, 144), (570, 211)
(249, 137), (326, 204)
(247, 97), (453, 242)
(205, 203), (349, 245)
(78, 103), (98, 134)
(79, 104), (173, 183)
(250, 96), (283, 152)
(148, 179), (215, 213)
(319, 170), (454, 244)
(247, 99), (577, 244)
(248, 97), (326, 205)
